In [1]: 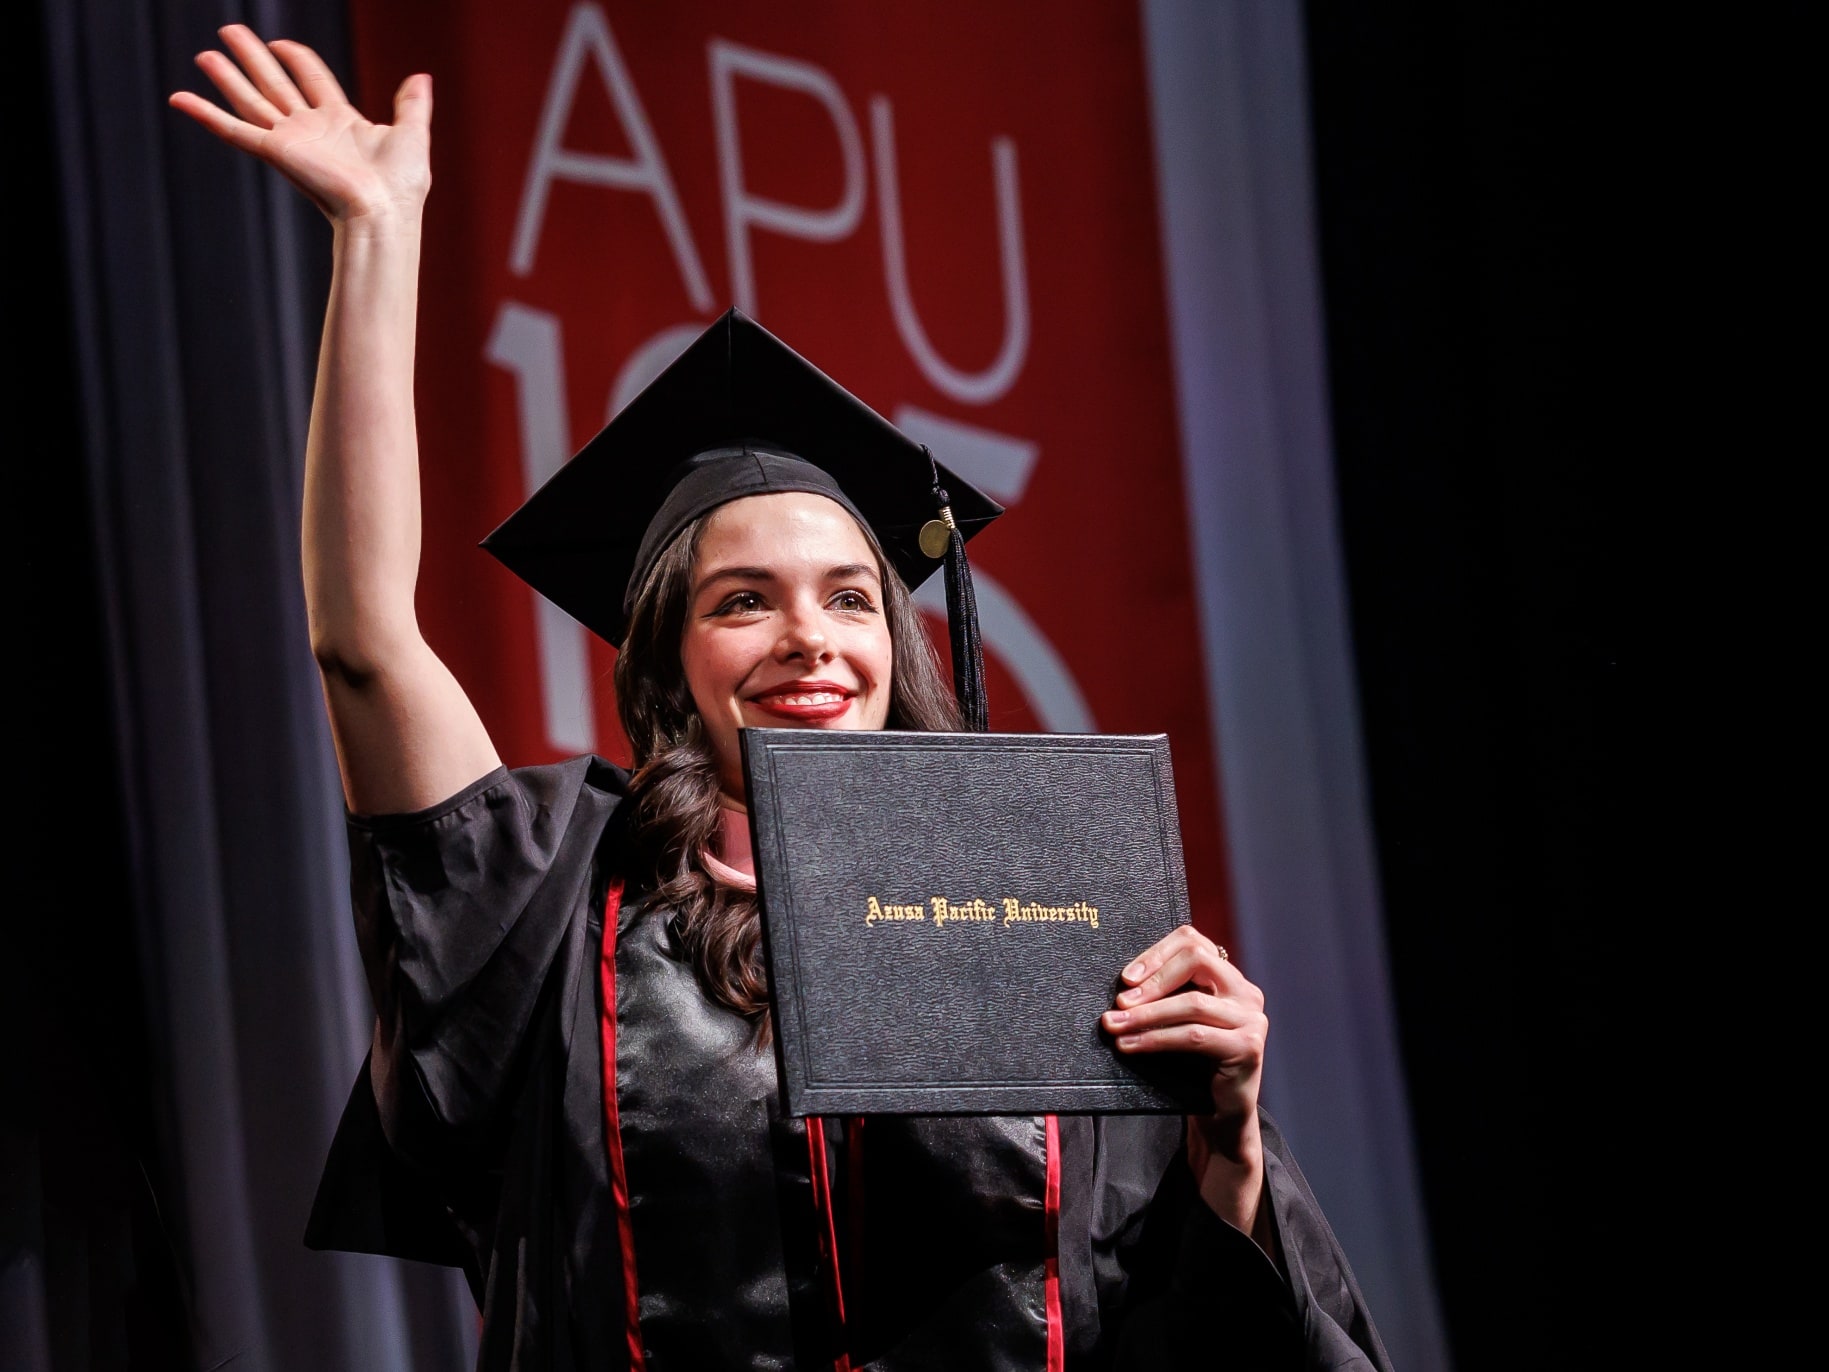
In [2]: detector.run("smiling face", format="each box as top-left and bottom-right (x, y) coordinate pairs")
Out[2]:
(680, 491), (895, 797)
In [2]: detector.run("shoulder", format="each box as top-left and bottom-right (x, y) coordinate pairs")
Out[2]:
(342, 756), (634, 897)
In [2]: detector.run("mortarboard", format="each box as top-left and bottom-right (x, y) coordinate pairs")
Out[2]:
(481, 308), (1002, 730)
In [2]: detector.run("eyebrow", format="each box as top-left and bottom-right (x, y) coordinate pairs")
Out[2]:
(696, 565), (775, 592)
(695, 562), (882, 594)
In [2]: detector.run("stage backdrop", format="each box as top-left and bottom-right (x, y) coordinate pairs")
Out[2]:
(347, 0), (1237, 937)
(342, 4), (1447, 1365)
(38, 0), (1442, 1367)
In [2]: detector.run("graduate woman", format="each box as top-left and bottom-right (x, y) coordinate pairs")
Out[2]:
(171, 25), (1390, 1371)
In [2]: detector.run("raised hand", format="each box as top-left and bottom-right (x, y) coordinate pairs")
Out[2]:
(168, 24), (431, 225)
(168, 25), (501, 814)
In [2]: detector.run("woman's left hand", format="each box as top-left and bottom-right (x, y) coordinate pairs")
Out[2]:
(1101, 925), (1272, 1244)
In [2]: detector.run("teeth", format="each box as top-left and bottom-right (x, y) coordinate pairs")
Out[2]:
(775, 692), (843, 705)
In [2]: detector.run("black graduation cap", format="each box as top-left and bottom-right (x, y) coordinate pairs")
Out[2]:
(481, 308), (1002, 730)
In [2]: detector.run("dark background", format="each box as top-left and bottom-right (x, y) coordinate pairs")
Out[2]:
(1304, 5), (1805, 1363)
(11, 3), (1804, 1367)
(1303, 8), (1622, 1361)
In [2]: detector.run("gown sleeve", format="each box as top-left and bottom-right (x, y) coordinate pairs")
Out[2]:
(305, 756), (626, 1264)
(1073, 1111), (1393, 1370)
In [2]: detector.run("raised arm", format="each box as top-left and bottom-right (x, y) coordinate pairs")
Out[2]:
(171, 25), (500, 813)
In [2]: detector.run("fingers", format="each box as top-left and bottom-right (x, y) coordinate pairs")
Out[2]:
(190, 48), (284, 127)
(270, 39), (350, 110)
(172, 25), (320, 137)
(166, 89), (269, 155)
(1117, 925), (1255, 1009)
(1112, 1022), (1255, 1058)
(1103, 987), (1255, 1040)
(1101, 987), (1267, 1074)
(392, 73), (434, 132)
(1103, 988), (1265, 1054)
(219, 24), (308, 116)
(1109, 1010), (1264, 1060)
(1120, 923), (1219, 988)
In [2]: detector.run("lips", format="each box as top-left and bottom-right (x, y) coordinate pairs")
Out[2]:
(745, 680), (857, 723)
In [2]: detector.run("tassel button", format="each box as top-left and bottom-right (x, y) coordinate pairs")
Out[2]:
(918, 517), (953, 559)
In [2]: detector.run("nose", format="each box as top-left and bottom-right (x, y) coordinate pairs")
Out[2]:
(777, 600), (831, 662)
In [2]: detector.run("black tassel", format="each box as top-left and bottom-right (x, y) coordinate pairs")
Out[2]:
(926, 451), (989, 732)
(943, 519), (988, 732)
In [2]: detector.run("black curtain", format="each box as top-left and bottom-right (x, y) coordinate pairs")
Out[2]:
(1304, 4), (1808, 1366)
(1304, 8), (1602, 1362)
(14, 2), (474, 1368)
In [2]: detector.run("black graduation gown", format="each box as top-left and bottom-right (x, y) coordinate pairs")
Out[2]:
(306, 757), (1391, 1371)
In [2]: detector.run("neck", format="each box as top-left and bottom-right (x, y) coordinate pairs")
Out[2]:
(704, 797), (756, 889)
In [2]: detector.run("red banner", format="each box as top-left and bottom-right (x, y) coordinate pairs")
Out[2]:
(349, 1), (1232, 937)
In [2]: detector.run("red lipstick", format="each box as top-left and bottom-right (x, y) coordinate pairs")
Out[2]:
(746, 680), (856, 723)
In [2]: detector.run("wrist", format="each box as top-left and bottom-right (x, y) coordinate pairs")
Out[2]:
(1196, 1153), (1266, 1244)
(334, 203), (426, 244)
(1188, 1111), (1266, 1237)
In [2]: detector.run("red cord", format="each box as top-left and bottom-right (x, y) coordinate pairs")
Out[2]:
(598, 881), (646, 1369)
(806, 1117), (852, 1370)
(1044, 1114), (1063, 1372)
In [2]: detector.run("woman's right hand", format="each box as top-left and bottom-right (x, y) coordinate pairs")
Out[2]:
(168, 24), (431, 227)
(171, 25), (500, 815)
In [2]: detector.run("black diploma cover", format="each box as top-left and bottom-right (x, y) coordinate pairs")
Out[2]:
(741, 729), (1210, 1115)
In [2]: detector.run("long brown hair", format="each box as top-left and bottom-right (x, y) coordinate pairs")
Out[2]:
(614, 503), (961, 1026)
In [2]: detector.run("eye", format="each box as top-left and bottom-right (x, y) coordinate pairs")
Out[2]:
(829, 589), (878, 614)
(708, 590), (768, 617)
